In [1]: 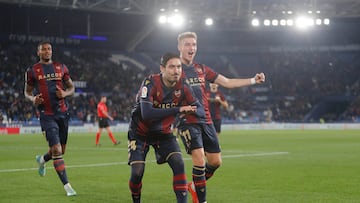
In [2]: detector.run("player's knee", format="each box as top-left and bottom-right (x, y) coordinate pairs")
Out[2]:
(51, 144), (63, 156)
(209, 157), (222, 168)
(131, 163), (145, 180)
(168, 152), (184, 167)
(168, 153), (185, 174)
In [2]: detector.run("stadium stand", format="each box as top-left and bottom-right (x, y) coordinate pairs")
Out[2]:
(1, 42), (360, 126)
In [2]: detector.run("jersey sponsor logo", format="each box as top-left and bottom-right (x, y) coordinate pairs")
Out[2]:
(186, 77), (205, 86)
(141, 86), (148, 98)
(155, 102), (178, 109)
(174, 89), (181, 97)
(37, 72), (63, 81)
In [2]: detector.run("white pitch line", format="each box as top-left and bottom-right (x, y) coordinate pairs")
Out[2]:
(0, 151), (288, 173)
(222, 151), (289, 158)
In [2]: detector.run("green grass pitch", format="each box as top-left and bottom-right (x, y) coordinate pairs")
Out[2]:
(1, 130), (360, 203)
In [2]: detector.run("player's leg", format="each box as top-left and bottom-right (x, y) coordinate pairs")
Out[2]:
(56, 113), (76, 196)
(203, 124), (222, 180)
(204, 153), (221, 180)
(35, 133), (52, 177)
(157, 136), (188, 203)
(167, 152), (188, 203)
(128, 132), (148, 203)
(101, 118), (118, 145)
(105, 126), (119, 145)
(129, 162), (145, 203)
(95, 128), (102, 145)
(190, 148), (206, 203)
(213, 119), (221, 137)
(95, 119), (104, 145)
(178, 124), (206, 203)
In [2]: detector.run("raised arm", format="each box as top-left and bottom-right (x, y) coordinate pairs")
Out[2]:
(214, 72), (265, 88)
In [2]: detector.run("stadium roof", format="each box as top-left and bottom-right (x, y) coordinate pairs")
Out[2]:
(1, 0), (360, 52)
(1, 0), (360, 19)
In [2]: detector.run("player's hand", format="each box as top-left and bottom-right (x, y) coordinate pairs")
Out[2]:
(33, 93), (44, 105)
(109, 116), (114, 121)
(254, 72), (265, 84)
(179, 105), (197, 113)
(56, 85), (66, 98)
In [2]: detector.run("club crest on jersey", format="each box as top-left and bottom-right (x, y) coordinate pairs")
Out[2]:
(174, 90), (181, 97)
(157, 92), (160, 97)
(196, 67), (203, 74)
(144, 79), (151, 85)
(56, 65), (61, 70)
(141, 86), (148, 98)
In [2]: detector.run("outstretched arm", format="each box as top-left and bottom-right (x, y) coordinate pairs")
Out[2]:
(141, 101), (197, 120)
(214, 72), (265, 88)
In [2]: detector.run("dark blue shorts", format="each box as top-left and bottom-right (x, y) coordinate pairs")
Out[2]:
(39, 112), (69, 147)
(128, 130), (182, 165)
(177, 123), (221, 154)
(212, 119), (222, 133)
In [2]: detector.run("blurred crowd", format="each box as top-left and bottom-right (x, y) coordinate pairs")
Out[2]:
(1, 42), (360, 126)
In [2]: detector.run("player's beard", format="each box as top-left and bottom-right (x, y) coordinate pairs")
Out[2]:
(42, 58), (51, 62)
(41, 53), (52, 63)
(165, 75), (179, 87)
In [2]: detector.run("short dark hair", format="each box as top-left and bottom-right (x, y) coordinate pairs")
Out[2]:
(37, 41), (51, 50)
(160, 52), (180, 66)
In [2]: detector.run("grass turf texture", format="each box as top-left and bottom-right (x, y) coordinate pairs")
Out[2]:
(1, 130), (359, 203)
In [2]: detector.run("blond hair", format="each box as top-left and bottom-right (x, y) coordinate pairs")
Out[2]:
(177, 32), (197, 44)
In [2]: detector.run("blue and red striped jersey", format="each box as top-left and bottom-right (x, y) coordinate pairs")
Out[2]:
(206, 90), (226, 120)
(25, 62), (71, 115)
(129, 73), (199, 136)
(181, 63), (218, 124)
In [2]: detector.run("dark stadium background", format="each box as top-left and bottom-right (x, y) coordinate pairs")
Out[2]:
(1, 0), (360, 125)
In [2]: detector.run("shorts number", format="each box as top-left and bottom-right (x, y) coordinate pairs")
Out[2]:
(128, 140), (136, 151)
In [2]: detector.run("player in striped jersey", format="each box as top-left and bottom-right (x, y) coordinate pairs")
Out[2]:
(127, 52), (205, 203)
(24, 41), (76, 196)
(207, 83), (229, 137)
(176, 32), (266, 203)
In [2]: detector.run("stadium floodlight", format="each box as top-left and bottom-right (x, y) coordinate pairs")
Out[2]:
(295, 16), (311, 29)
(272, 19), (279, 26)
(280, 19), (287, 26)
(205, 18), (213, 26)
(167, 14), (185, 27)
(263, 20), (269, 26)
(251, 19), (260, 26)
(287, 19), (294, 26)
(315, 18), (322, 25)
(324, 18), (330, 25)
(158, 15), (167, 24)
(308, 18), (315, 26)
